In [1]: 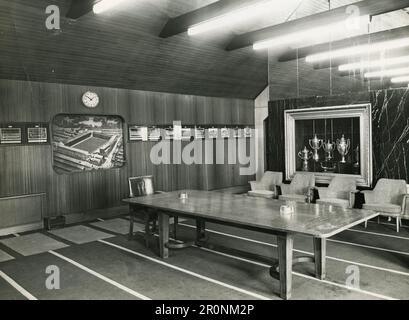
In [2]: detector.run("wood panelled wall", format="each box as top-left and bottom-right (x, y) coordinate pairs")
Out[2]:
(0, 80), (255, 217)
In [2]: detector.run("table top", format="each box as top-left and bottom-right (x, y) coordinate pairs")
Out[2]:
(123, 190), (378, 238)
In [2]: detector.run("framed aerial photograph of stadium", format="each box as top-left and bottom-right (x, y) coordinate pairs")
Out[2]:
(52, 114), (125, 174)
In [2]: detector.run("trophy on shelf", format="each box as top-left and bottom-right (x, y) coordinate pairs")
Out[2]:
(298, 146), (313, 172)
(336, 135), (351, 163)
(322, 140), (335, 161)
(320, 140), (336, 172)
(309, 134), (323, 162)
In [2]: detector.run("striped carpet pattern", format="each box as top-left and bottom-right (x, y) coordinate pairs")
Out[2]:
(0, 217), (408, 300)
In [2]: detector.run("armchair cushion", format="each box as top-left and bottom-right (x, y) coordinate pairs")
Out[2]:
(248, 190), (275, 199)
(362, 203), (402, 215)
(250, 171), (282, 191)
(316, 198), (350, 208)
(366, 179), (407, 205)
(279, 194), (306, 202)
(281, 173), (315, 196)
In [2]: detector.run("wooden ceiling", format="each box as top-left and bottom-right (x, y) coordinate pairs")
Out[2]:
(0, 0), (269, 99)
(1, 0), (409, 99)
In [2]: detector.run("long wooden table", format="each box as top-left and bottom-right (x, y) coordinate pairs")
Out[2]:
(123, 190), (378, 300)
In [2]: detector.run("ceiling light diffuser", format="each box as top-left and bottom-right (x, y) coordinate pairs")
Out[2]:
(391, 75), (409, 83)
(93, 0), (127, 14)
(306, 37), (409, 63)
(188, 0), (274, 36)
(339, 55), (409, 71)
(364, 67), (409, 78)
(253, 15), (369, 50)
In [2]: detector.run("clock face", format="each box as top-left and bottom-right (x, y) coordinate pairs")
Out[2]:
(82, 91), (99, 108)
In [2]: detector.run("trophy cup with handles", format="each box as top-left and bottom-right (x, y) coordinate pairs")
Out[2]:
(336, 135), (351, 163)
(298, 147), (313, 172)
(309, 134), (323, 162)
(322, 140), (335, 161)
(320, 140), (337, 172)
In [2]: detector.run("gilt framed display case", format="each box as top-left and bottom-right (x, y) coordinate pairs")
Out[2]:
(284, 104), (373, 187)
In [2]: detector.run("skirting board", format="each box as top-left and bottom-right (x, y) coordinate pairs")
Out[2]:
(0, 221), (44, 236)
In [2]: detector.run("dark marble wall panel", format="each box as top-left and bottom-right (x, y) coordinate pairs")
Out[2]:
(266, 88), (409, 186)
(371, 89), (409, 182)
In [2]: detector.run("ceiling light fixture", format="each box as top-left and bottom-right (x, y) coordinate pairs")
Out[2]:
(339, 55), (409, 71)
(364, 67), (409, 78)
(391, 75), (409, 83)
(93, 0), (127, 14)
(188, 0), (275, 36)
(253, 15), (369, 50)
(306, 37), (409, 63)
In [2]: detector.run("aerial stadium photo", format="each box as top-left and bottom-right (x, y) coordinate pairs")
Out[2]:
(52, 114), (125, 173)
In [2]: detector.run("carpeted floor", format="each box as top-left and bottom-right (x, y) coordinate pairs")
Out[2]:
(0, 216), (408, 300)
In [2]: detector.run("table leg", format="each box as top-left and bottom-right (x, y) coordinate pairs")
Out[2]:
(195, 219), (206, 246)
(158, 212), (169, 259)
(277, 234), (293, 300)
(128, 205), (134, 240)
(313, 237), (326, 280)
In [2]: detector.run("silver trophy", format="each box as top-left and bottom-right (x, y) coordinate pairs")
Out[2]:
(322, 140), (335, 161)
(336, 135), (351, 163)
(309, 134), (323, 162)
(298, 147), (313, 172)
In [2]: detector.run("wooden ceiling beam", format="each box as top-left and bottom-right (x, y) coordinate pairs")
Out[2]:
(226, 0), (409, 51)
(159, 0), (261, 38)
(66, 0), (100, 19)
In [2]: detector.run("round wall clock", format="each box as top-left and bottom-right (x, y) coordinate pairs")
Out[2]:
(82, 91), (100, 108)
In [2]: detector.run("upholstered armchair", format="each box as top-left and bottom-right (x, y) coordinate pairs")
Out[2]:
(128, 175), (178, 247)
(361, 179), (408, 232)
(279, 173), (315, 203)
(315, 176), (357, 209)
(248, 171), (283, 199)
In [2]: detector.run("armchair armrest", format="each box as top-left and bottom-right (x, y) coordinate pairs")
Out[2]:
(401, 194), (409, 215)
(349, 191), (359, 209)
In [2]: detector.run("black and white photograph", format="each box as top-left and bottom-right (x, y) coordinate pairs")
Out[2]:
(1, 0), (409, 313)
(52, 114), (125, 173)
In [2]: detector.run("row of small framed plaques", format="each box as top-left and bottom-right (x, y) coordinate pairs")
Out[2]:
(128, 125), (254, 142)
(0, 123), (49, 145)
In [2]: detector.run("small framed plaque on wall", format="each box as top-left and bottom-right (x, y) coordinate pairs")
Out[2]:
(0, 125), (23, 144)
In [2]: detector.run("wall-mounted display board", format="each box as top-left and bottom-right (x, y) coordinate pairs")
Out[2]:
(0, 126), (22, 144)
(127, 124), (255, 142)
(0, 123), (50, 145)
(194, 127), (205, 139)
(26, 123), (49, 144)
(148, 126), (161, 141)
(129, 125), (148, 141)
(52, 114), (125, 174)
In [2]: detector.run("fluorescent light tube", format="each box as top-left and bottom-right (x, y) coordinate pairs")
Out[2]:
(253, 15), (369, 50)
(339, 55), (409, 71)
(188, 1), (274, 36)
(93, 0), (127, 14)
(391, 75), (409, 83)
(253, 25), (332, 50)
(364, 67), (409, 78)
(306, 37), (409, 63)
